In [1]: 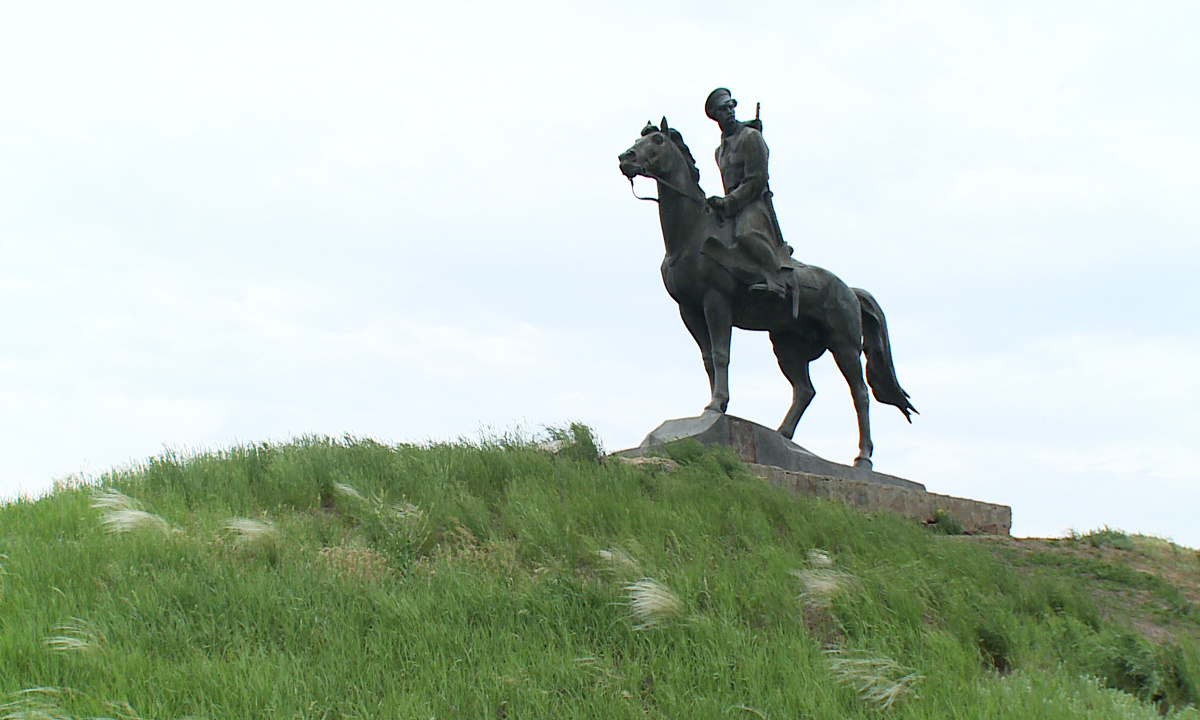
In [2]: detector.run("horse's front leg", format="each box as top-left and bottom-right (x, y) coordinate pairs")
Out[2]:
(679, 304), (716, 395)
(702, 291), (733, 413)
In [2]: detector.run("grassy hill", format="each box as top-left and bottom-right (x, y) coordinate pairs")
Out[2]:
(1, 425), (1197, 719)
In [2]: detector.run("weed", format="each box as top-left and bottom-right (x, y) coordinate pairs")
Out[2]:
(974, 623), (1012, 673)
(393, 502), (424, 521)
(928, 508), (965, 535)
(544, 423), (603, 464)
(1079, 527), (1137, 551)
(1093, 631), (1199, 712)
(317, 544), (390, 581)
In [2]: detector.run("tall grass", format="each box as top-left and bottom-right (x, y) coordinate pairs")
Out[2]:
(0, 428), (1196, 718)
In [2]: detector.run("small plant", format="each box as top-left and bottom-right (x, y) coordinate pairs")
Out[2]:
(1080, 527), (1135, 551)
(928, 508), (965, 536)
(44, 618), (103, 654)
(624, 579), (684, 630)
(90, 490), (172, 535)
(317, 544), (390, 581)
(975, 623), (1013, 673)
(824, 648), (924, 711)
(394, 502), (424, 521)
(543, 423), (603, 464)
(1094, 631), (1199, 712)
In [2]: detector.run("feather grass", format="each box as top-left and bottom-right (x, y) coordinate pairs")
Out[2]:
(90, 491), (171, 535)
(792, 568), (854, 609)
(808, 548), (834, 568)
(0, 688), (72, 720)
(624, 579), (684, 630)
(224, 517), (278, 545)
(332, 483), (365, 501)
(596, 548), (641, 576)
(824, 648), (924, 711)
(44, 618), (103, 654)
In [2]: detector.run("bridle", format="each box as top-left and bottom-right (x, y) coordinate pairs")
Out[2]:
(625, 137), (708, 208)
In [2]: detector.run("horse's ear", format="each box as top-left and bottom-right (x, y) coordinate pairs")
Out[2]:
(660, 116), (669, 132)
(641, 122), (656, 137)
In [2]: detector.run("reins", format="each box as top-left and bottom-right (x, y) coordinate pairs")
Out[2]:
(629, 177), (658, 203)
(627, 170), (707, 207)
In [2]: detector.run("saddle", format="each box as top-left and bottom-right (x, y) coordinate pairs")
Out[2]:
(698, 212), (812, 318)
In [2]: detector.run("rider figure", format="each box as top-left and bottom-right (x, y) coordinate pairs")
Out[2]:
(705, 88), (797, 302)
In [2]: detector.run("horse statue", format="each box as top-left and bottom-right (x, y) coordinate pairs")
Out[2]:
(618, 118), (916, 468)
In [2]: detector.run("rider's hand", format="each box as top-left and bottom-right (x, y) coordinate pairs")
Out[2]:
(707, 196), (726, 215)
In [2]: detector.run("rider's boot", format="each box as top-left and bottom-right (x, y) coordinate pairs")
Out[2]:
(749, 279), (787, 299)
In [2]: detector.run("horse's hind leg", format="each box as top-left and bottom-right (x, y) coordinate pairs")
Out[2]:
(830, 341), (873, 468)
(770, 331), (816, 440)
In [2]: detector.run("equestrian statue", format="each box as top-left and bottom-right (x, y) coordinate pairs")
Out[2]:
(617, 88), (916, 468)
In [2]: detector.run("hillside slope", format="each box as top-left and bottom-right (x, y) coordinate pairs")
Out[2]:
(1, 427), (1197, 719)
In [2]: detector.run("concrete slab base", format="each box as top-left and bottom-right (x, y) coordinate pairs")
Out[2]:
(749, 464), (1011, 535)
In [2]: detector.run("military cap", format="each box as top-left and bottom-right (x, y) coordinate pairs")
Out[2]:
(705, 88), (734, 120)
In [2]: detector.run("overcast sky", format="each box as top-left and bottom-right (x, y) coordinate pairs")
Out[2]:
(2, 1), (1197, 546)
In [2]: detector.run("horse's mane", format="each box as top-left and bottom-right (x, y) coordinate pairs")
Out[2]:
(669, 130), (701, 185)
(641, 122), (701, 186)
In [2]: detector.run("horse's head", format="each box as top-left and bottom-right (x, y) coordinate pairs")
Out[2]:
(618, 117), (701, 194)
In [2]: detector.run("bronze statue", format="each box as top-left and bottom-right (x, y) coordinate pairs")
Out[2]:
(704, 88), (800, 313)
(618, 111), (916, 468)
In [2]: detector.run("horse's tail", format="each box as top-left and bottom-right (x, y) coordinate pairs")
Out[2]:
(853, 287), (918, 422)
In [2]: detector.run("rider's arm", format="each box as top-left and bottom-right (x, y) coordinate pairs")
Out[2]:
(723, 129), (769, 216)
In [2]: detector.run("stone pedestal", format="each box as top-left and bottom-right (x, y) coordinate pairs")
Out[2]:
(615, 413), (1011, 535)
(618, 412), (924, 490)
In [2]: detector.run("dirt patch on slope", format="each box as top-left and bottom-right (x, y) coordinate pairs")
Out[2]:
(961, 534), (1200, 645)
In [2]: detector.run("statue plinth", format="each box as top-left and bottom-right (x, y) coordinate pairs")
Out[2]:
(617, 413), (925, 491)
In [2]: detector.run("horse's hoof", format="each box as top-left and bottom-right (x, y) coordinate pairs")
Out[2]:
(853, 457), (873, 470)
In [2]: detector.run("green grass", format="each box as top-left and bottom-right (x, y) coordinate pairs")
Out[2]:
(1, 427), (1197, 719)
